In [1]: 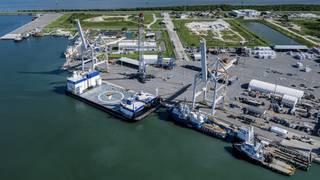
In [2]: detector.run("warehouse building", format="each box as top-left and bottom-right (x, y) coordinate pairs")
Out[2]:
(119, 41), (157, 51)
(271, 45), (309, 52)
(232, 9), (261, 17)
(281, 94), (298, 108)
(248, 79), (304, 100)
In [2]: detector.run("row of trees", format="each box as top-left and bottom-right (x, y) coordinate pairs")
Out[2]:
(16, 4), (320, 13)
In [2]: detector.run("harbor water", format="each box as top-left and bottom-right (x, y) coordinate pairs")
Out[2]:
(240, 22), (300, 45)
(0, 0), (320, 11)
(0, 14), (319, 180)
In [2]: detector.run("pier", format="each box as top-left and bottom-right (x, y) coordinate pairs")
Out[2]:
(0, 14), (62, 40)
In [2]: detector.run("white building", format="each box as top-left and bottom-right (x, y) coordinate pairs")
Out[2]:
(248, 79), (304, 100)
(232, 9), (261, 17)
(67, 70), (101, 94)
(119, 41), (157, 51)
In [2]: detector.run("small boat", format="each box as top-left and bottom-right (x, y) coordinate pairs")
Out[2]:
(32, 14), (41, 21)
(167, 101), (230, 139)
(22, 33), (30, 39)
(53, 33), (63, 37)
(13, 36), (23, 42)
(68, 35), (74, 40)
(33, 32), (44, 37)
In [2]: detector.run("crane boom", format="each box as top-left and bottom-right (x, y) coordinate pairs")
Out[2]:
(75, 19), (87, 50)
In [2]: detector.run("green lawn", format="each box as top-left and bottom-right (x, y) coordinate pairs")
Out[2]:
(45, 14), (70, 28)
(46, 13), (141, 30)
(277, 19), (320, 37)
(150, 19), (165, 29)
(161, 30), (169, 38)
(158, 39), (176, 58)
(154, 13), (163, 18)
(172, 19), (254, 47)
(143, 13), (154, 25)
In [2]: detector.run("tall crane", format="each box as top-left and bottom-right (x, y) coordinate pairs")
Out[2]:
(137, 13), (145, 77)
(75, 19), (95, 72)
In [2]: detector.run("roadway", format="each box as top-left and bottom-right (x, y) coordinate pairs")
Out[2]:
(163, 13), (190, 61)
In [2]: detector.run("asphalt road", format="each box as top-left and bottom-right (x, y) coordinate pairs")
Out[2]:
(163, 13), (190, 61)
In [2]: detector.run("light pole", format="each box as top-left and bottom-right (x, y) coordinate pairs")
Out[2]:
(161, 59), (164, 79)
(182, 64), (185, 85)
(268, 57), (272, 70)
(258, 32), (261, 46)
(120, 52), (123, 68)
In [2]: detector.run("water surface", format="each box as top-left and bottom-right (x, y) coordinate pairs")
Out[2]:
(241, 22), (300, 45)
(0, 0), (319, 11)
(0, 13), (319, 180)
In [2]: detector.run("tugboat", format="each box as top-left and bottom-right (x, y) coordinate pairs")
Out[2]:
(167, 100), (230, 139)
(233, 136), (295, 176)
(13, 36), (22, 42)
(22, 33), (30, 39)
(33, 32), (44, 37)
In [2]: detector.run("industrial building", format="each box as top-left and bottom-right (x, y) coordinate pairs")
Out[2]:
(271, 45), (309, 52)
(143, 55), (158, 64)
(118, 57), (140, 69)
(248, 79), (304, 100)
(231, 9), (261, 17)
(119, 41), (157, 51)
(281, 94), (298, 108)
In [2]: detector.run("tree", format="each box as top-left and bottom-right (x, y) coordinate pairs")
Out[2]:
(122, 27), (127, 31)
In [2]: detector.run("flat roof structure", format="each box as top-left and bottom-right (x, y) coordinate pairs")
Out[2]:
(119, 57), (139, 68)
(248, 79), (304, 100)
(271, 45), (309, 52)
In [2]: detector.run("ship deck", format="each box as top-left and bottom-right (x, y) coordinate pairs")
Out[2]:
(202, 123), (226, 134)
(269, 158), (295, 174)
(79, 84), (134, 112)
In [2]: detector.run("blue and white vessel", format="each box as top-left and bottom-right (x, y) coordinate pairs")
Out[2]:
(167, 101), (230, 139)
(120, 91), (158, 119)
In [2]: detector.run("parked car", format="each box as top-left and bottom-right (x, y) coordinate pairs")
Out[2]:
(292, 84), (296, 87)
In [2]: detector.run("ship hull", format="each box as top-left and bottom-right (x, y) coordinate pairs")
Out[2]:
(65, 90), (162, 121)
(233, 143), (294, 176)
(167, 107), (229, 139)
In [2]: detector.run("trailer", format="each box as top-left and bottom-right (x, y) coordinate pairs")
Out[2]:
(270, 126), (288, 136)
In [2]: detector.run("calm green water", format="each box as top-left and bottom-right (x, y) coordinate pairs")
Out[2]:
(241, 22), (300, 45)
(0, 17), (319, 180)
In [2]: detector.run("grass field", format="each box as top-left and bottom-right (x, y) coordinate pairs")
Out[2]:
(45, 14), (70, 28)
(45, 13), (143, 30)
(150, 19), (166, 29)
(172, 19), (260, 47)
(276, 19), (320, 37)
(154, 13), (163, 18)
(158, 39), (176, 58)
(161, 30), (169, 38)
(143, 13), (154, 25)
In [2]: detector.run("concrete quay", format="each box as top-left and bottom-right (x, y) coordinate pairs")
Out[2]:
(0, 14), (62, 40)
(63, 50), (320, 165)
